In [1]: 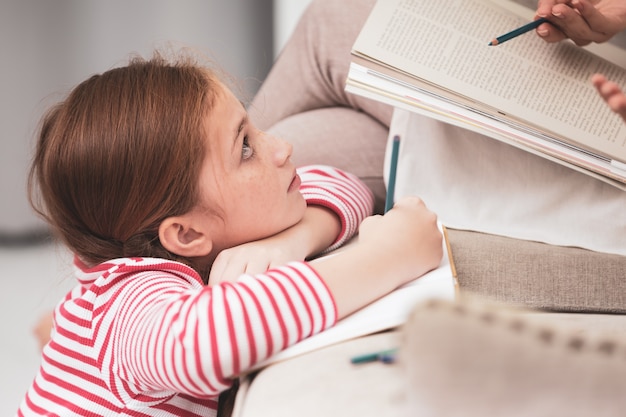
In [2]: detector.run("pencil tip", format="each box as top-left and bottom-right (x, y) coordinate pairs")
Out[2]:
(488, 39), (498, 46)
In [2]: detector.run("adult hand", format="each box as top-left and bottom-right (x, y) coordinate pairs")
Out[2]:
(592, 73), (626, 122)
(536, 0), (626, 45)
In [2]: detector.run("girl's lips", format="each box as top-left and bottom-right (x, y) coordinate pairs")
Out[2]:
(288, 173), (301, 192)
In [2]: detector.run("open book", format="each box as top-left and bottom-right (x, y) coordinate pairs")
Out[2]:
(251, 225), (457, 370)
(346, 0), (626, 189)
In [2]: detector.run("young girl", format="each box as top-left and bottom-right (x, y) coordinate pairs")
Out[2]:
(18, 52), (442, 416)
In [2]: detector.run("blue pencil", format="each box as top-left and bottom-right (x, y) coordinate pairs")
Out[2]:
(385, 135), (401, 213)
(488, 17), (548, 46)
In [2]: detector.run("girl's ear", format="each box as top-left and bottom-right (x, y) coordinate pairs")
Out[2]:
(158, 215), (213, 258)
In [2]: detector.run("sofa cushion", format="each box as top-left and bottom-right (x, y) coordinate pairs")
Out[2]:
(446, 228), (626, 313)
(402, 298), (626, 416)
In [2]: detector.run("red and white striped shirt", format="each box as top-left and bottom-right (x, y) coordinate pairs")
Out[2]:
(18, 165), (373, 417)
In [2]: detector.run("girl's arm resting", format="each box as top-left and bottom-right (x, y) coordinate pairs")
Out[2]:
(112, 198), (440, 398)
(209, 165), (373, 284)
(208, 205), (339, 284)
(298, 165), (374, 253)
(114, 262), (336, 398)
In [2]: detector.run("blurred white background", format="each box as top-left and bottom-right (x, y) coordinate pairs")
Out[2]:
(0, 0), (310, 415)
(1, 0), (273, 235)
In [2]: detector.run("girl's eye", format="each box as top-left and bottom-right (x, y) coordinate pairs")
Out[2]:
(242, 136), (254, 160)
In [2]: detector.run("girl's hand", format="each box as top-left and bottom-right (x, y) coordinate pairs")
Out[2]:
(208, 205), (341, 285)
(33, 310), (55, 350)
(310, 196), (443, 319)
(358, 196), (443, 281)
(208, 237), (307, 285)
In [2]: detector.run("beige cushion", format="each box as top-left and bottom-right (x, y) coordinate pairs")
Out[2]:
(446, 228), (626, 313)
(402, 299), (626, 416)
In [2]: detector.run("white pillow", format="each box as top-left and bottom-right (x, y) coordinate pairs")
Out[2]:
(386, 108), (626, 256)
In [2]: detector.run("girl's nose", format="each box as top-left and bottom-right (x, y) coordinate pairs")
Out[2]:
(271, 135), (293, 166)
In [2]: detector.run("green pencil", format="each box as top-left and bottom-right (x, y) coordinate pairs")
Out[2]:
(385, 135), (401, 213)
(488, 17), (548, 46)
(350, 348), (398, 364)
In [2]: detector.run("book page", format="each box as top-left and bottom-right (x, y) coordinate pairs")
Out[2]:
(346, 65), (626, 188)
(353, 0), (626, 161)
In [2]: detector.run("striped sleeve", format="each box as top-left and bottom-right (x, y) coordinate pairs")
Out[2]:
(297, 165), (374, 252)
(112, 261), (336, 399)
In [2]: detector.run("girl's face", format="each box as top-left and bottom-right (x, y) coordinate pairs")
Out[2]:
(196, 84), (307, 254)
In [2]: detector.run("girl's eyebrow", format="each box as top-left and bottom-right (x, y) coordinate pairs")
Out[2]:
(231, 101), (249, 151)
(232, 115), (248, 151)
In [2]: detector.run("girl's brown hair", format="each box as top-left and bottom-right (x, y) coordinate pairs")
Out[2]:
(28, 52), (219, 269)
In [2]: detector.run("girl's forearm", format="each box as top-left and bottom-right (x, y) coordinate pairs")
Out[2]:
(285, 205), (342, 259)
(309, 244), (401, 319)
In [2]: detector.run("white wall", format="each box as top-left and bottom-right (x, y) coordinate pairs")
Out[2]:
(0, 0), (273, 236)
